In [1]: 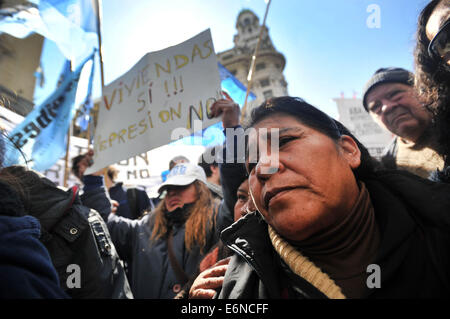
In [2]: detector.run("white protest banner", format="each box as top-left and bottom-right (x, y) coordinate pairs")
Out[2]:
(87, 29), (222, 174)
(333, 97), (393, 159)
(0, 106), (205, 197)
(0, 104), (89, 187)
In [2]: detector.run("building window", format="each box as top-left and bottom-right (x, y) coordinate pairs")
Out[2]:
(260, 78), (270, 87)
(255, 63), (266, 71)
(263, 90), (273, 100)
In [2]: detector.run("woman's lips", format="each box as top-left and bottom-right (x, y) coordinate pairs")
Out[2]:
(168, 198), (180, 207)
(264, 186), (302, 208)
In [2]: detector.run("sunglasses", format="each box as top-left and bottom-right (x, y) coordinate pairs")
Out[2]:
(428, 18), (450, 67)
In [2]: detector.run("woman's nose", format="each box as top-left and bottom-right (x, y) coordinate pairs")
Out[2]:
(167, 188), (178, 196)
(255, 155), (280, 180)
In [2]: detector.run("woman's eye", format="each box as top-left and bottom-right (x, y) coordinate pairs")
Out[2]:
(238, 194), (248, 202)
(279, 136), (295, 147)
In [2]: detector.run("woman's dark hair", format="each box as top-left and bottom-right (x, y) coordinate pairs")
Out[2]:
(150, 180), (215, 253)
(414, 0), (450, 162)
(71, 154), (85, 178)
(106, 165), (119, 183)
(246, 96), (380, 180)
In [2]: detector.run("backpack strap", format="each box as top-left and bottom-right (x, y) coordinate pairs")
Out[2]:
(167, 229), (189, 285)
(126, 188), (138, 219)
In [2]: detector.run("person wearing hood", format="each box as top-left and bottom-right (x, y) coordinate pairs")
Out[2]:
(107, 162), (220, 298)
(0, 165), (133, 299)
(0, 176), (69, 299)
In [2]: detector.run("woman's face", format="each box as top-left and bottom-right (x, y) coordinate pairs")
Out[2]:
(246, 114), (361, 242)
(164, 183), (197, 212)
(426, 1), (450, 66)
(234, 179), (249, 221)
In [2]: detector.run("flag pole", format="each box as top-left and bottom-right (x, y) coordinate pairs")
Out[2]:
(92, 0), (105, 149)
(63, 117), (73, 188)
(62, 60), (75, 188)
(241, 0), (272, 123)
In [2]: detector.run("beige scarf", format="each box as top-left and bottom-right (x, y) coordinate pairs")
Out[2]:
(267, 182), (380, 299)
(268, 224), (346, 299)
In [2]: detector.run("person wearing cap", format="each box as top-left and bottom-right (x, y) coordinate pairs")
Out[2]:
(160, 155), (190, 183)
(107, 162), (220, 299)
(362, 67), (443, 178)
(414, 0), (450, 182)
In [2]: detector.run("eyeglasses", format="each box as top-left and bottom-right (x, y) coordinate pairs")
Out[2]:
(428, 18), (450, 67)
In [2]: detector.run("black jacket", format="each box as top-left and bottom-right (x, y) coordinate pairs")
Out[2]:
(107, 205), (220, 299)
(3, 166), (133, 299)
(216, 125), (248, 233)
(218, 170), (450, 299)
(0, 181), (69, 299)
(109, 182), (151, 219)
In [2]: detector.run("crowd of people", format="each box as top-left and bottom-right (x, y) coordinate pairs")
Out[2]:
(1, 0), (450, 299)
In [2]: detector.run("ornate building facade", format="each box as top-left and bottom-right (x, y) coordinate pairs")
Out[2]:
(217, 9), (288, 119)
(0, 33), (44, 116)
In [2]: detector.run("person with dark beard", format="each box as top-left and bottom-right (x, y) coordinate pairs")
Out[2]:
(414, 0), (450, 182)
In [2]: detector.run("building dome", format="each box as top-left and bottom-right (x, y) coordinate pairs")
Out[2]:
(217, 9), (288, 121)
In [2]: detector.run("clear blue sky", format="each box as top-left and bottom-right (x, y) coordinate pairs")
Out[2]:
(35, 0), (430, 119)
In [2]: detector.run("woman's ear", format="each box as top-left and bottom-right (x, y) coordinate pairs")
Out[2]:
(338, 135), (361, 169)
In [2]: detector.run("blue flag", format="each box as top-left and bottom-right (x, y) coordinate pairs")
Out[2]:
(171, 63), (256, 148)
(75, 51), (96, 132)
(3, 52), (95, 172)
(0, 0), (97, 67)
(218, 62), (256, 107)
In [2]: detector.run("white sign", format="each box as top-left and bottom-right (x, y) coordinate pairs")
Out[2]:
(333, 98), (393, 159)
(0, 105), (205, 197)
(88, 29), (222, 174)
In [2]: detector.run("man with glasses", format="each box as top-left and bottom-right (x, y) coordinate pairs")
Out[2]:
(362, 67), (443, 178)
(414, 0), (450, 182)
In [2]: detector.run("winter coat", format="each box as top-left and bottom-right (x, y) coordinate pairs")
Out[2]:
(381, 137), (443, 179)
(80, 175), (113, 222)
(218, 170), (450, 299)
(0, 180), (68, 299)
(216, 124), (248, 233)
(2, 166), (133, 299)
(174, 240), (234, 299)
(107, 204), (220, 299)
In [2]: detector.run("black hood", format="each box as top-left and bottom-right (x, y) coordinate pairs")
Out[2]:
(1, 165), (74, 231)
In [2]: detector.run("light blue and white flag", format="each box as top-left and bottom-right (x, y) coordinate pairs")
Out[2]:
(0, 0), (97, 67)
(3, 52), (94, 172)
(75, 50), (95, 132)
(218, 62), (256, 107)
